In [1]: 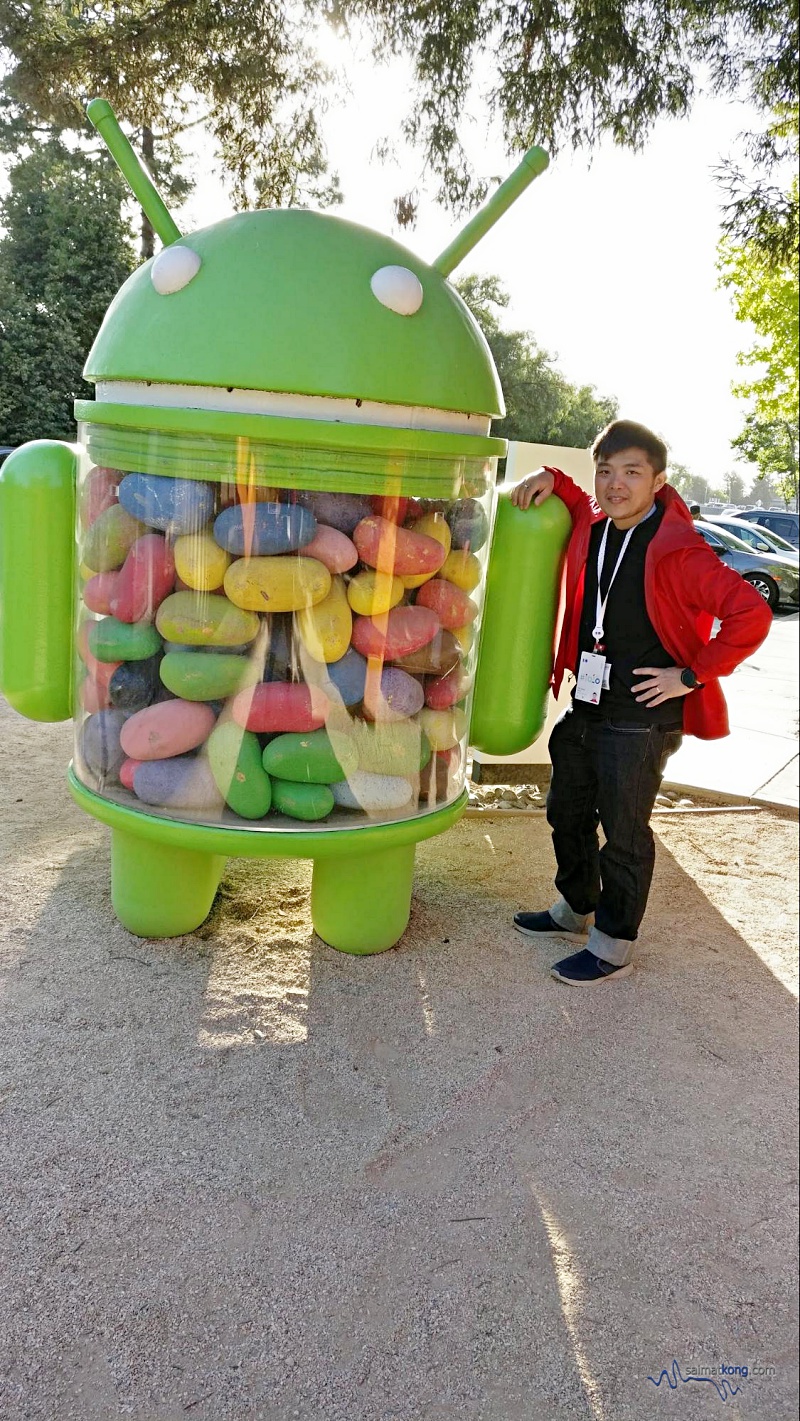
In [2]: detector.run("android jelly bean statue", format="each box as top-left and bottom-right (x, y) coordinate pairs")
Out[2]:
(0, 100), (571, 953)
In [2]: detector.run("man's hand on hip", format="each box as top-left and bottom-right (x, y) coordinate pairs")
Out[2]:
(632, 667), (694, 707)
(510, 468), (555, 510)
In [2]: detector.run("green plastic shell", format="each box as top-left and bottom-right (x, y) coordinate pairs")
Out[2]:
(84, 209), (504, 417)
(0, 440), (76, 721)
(470, 491), (572, 755)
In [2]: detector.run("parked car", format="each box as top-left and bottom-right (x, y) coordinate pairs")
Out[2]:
(734, 507), (800, 549)
(694, 520), (799, 609)
(707, 515), (799, 566)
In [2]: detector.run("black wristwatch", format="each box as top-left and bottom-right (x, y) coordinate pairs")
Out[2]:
(680, 667), (705, 690)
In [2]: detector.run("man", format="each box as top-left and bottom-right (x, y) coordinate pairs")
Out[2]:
(689, 503), (701, 518)
(510, 419), (772, 986)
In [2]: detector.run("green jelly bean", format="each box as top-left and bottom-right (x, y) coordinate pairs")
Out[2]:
(156, 591), (260, 647)
(207, 722), (272, 819)
(261, 730), (357, 784)
(271, 778), (334, 821)
(89, 617), (162, 663)
(160, 651), (261, 702)
(82, 504), (146, 573)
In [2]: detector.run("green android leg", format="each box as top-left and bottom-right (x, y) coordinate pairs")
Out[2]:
(311, 842), (417, 954)
(110, 828), (226, 937)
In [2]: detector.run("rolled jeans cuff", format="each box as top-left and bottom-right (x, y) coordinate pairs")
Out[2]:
(549, 897), (591, 933)
(587, 925), (635, 968)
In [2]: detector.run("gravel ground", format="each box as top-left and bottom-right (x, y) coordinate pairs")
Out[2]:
(1, 700), (798, 1421)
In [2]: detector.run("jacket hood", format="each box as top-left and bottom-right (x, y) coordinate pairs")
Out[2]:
(651, 484), (704, 561)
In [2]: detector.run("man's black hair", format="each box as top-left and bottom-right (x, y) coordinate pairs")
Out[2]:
(591, 420), (668, 474)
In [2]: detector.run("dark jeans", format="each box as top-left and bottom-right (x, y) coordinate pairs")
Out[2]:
(547, 706), (683, 957)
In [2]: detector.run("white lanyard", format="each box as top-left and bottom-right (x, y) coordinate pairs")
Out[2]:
(592, 504), (656, 646)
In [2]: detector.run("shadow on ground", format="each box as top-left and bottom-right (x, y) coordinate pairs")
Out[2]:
(1, 767), (797, 1421)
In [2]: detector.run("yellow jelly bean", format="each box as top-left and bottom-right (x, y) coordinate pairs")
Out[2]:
(297, 575), (353, 663)
(419, 706), (468, 751)
(347, 568), (405, 616)
(224, 556), (331, 613)
(441, 548), (481, 593)
(174, 529), (231, 591)
(401, 513), (452, 589)
(453, 623), (475, 655)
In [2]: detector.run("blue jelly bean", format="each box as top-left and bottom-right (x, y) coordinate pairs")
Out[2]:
(323, 647), (367, 707)
(118, 473), (215, 534)
(109, 654), (163, 712)
(78, 709), (128, 782)
(213, 502), (316, 555)
(446, 497), (489, 552)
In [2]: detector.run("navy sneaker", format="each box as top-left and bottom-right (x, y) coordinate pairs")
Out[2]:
(551, 948), (633, 986)
(514, 910), (587, 939)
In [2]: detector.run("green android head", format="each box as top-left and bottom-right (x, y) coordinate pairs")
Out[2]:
(83, 101), (548, 427)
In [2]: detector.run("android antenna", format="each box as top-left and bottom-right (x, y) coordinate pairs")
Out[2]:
(432, 145), (549, 278)
(86, 99), (182, 247)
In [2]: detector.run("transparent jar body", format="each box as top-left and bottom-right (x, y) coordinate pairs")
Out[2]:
(73, 422), (496, 831)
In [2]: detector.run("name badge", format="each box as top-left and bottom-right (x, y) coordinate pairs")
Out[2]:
(575, 651), (611, 704)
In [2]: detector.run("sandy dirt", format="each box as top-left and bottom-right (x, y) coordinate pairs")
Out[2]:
(1, 698), (798, 1421)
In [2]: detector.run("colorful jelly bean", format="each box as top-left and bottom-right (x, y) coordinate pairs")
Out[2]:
(418, 706), (468, 751)
(424, 665), (472, 710)
(440, 548), (481, 592)
(415, 578), (478, 630)
(207, 722), (272, 819)
(230, 682), (328, 733)
(223, 556), (331, 613)
(362, 667), (425, 722)
(391, 628), (461, 676)
(213, 501), (316, 555)
(160, 651), (261, 702)
(132, 756), (223, 811)
(351, 605), (440, 660)
(109, 654), (163, 712)
(370, 494), (409, 524)
(262, 730), (356, 784)
(118, 472), (215, 534)
(82, 503), (147, 573)
(300, 524), (359, 574)
(120, 700), (217, 761)
(346, 569), (405, 616)
(320, 647), (367, 707)
(80, 467), (119, 529)
(353, 516), (447, 578)
(270, 778), (334, 821)
(156, 591), (259, 647)
(400, 512), (452, 589)
(446, 497), (489, 552)
(110, 534), (176, 624)
(83, 570), (120, 615)
(298, 491), (372, 535)
(78, 709), (128, 782)
(173, 530), (231, 591)
(331, 772), (413, 812)
(296, 575), (352, 663)
(88, 617), (162, 663)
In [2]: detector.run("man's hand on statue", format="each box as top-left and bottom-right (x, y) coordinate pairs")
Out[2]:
(632, 666), (694, 706)
(510, 469), (555, 509)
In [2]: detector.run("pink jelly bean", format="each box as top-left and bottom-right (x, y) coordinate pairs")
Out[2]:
(230, 682), (328, 733)
(119, 757), (143, 791)
(300, 523), (359, 574)
(415, 578), (478, 629)
(351, 605), (440, 660)
(79, 467), (119, 529)
(83, 570), (120, 615)
(110, 534), (176, 624)
(353, 516), (447, 576)
(119, 700), (216, 761)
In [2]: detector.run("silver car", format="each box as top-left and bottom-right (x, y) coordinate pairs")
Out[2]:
(707, 515), (799, 566)
(695, 520), (800, 610)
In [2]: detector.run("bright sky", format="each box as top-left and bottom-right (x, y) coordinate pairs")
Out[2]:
(177, 27), (764, 490)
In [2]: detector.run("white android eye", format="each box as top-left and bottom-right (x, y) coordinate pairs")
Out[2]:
(151, 244), (202, 295)
(370, 265), (424, 316)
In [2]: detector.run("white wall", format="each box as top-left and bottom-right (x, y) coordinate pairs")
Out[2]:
(472, 441), (594, 771)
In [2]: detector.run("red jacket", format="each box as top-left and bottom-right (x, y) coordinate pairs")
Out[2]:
(547, 468), (773, 740)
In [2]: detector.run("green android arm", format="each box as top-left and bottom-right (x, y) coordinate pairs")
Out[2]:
(0, 103), (570, 953)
